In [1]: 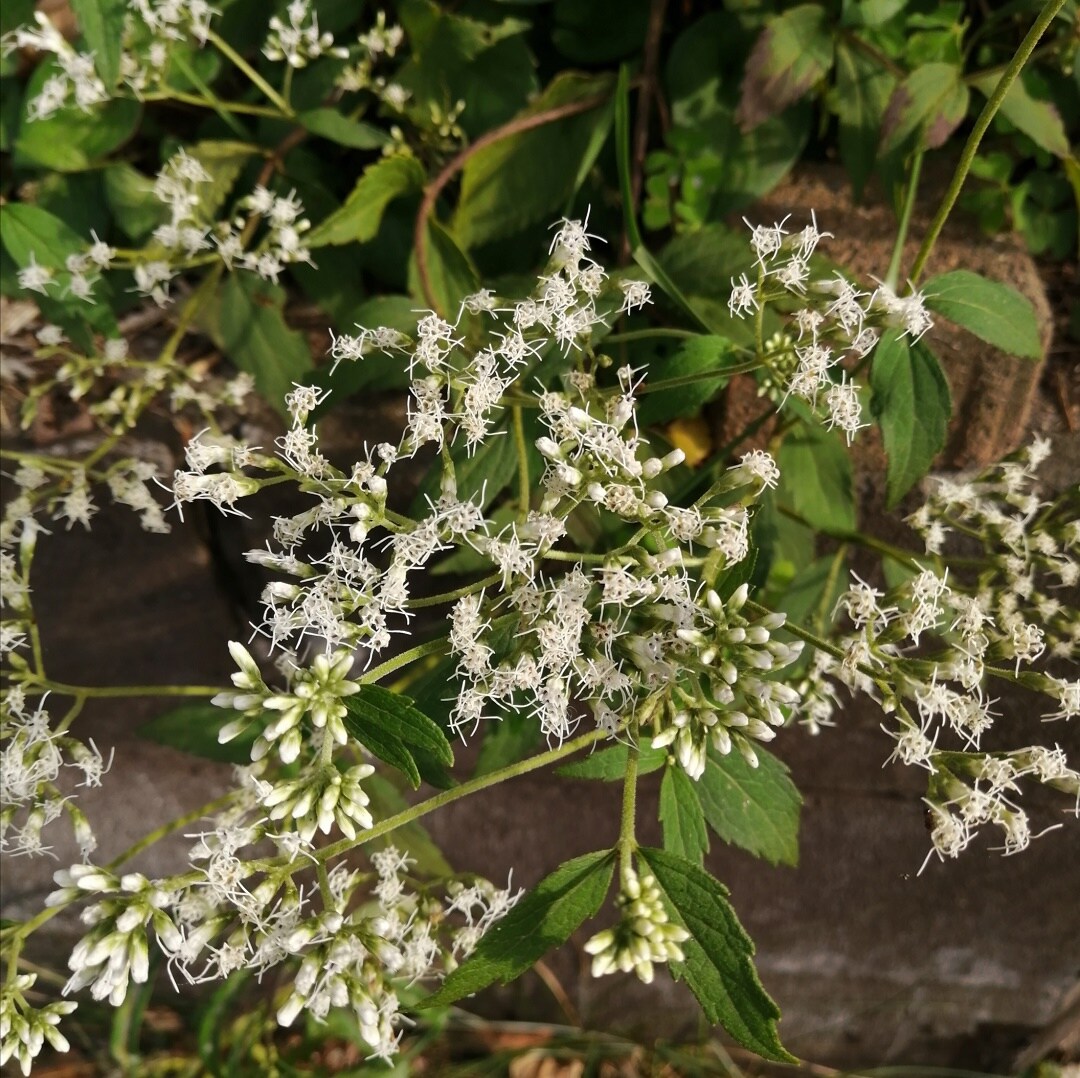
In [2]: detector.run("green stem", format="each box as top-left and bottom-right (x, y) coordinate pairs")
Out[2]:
(358, 635), (450, 685)
(618, 737), (640, 881)
(24, 680), (221, 699)
(205, 29), (293, 116)
(908, 0), (1066, 283)
(603, 328), (699, 345)
(512, 405), (530, 521)
(408, 573), (501, 610)
(307, 727), (610, 865)
(885, 147), (924, 291)
(146, 89), (284, 118)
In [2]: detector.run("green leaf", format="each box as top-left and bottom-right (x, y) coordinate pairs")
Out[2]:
(199, 274), (312, 414)
(736, 4), (835, 130)
(70, 0), (126, 87)
(660, 764), (709, 863)
(186, 141), (259, 223)
(558, 742), (667, 781)
(880, 62), (968, 152)
(697, 746), (801, 867)
(298, 108), (391, 149)
(395, 0), (535, 137)
(777, 553), (848, 638)
(103, 163), (170, 241)
(14, 60), (139, 170)
(552, 0), (649, 63)
(776, 419), (856, 532)
(870, 329), (952, 507)
(636, 335), (738, 427)
(139, 703), (255, 765)
(638, 847), (795, 1062)
(452, 72), (614, 249)
(308, 154), (426, 248)
(408, 218), (479, 317)
(972, 70), (1070, 159)
(346, 684), (454, 766)
(0, 202), (117, 343)
(421, 850), (616, 1008)
(475, 712), (542, 777)
(922, 269), (1042, 360)
(342, 684), (454, 790)
(832, 41), (896, 199)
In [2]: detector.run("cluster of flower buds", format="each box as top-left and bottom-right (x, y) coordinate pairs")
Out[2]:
(584, 865), (689, 984)
(0, 973), (77, 1077)
(651, 584), (802, 778)
(45, 866), (181, 1006)
(214, 642), (361, 765)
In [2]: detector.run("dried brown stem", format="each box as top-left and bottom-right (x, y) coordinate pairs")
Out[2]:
(630, 0), (669, 212)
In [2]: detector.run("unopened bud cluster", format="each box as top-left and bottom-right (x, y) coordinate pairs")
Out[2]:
(584, 866), (689, 984)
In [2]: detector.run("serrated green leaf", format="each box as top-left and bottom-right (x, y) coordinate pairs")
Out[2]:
(697, 746), (801, 867)
(870, 329), (952, 507)
(345, 684), (454, 766)
(833, 41), (896, 199)
(880, 62), (968, 152)
(736, 4), (835, 130)
(308, 154), (426, 248)
(922, 269), (1042, 360)
(70, 0), (125, 87)
(639, 847), (794, 1062)
(776, 420), (856, 532)
(139, 703), (255, 765)
(341, 712), (421, 788)
(341, 684), (455, 789)
(186, 141), (258, 223)
(298, 108), (390, 149)
(660, 765), (709, 863)
(452, 72), (614, 248)
(973, 70), (1070, 159)
(421, 850), (615, 1008)
(636, 335), (738, 427)
(199, 274), (311, 415)
(558, 742), (667, 781)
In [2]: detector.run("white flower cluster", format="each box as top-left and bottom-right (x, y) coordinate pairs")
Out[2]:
(264, 0), (347, 68)
(789, 440), (1080, 865)
(0, 14), (108, 121)
(122, 0), (219, 96)
(728, 214), (933, 443)
(338, 10), (408, 108)
(584, 864), (688, 984)
(908, 435), (1079, 657)
(44, 831), (517, 1068)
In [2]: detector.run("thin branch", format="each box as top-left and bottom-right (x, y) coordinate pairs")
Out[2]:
(412, 93), (613, 312)
(630, 0), (669, 210)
